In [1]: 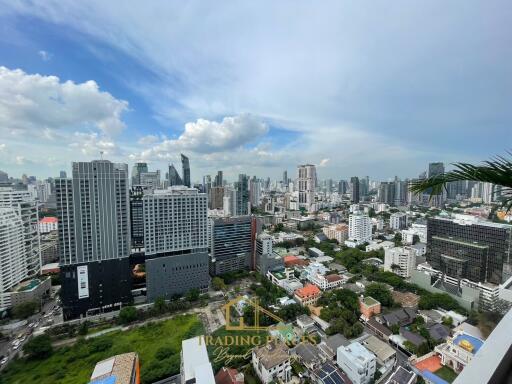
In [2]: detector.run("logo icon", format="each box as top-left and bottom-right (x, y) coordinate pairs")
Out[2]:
(223, 295), (286, 331)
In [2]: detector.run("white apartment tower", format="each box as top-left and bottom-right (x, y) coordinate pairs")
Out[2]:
(0, 208), (26, 308)
(0, 187), (40, 277)
(384, 246), (416, 278)
(348, 213), (372, 244)
(297, 164), (317, 212)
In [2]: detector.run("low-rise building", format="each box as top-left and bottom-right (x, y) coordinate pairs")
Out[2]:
(379, 308), (416, 328)
(293, 342), (323, 370)
(294, 284), (322, 306)
(337, 342), (376, 384)
(215, 367), (244, 384)
(38, 216), (58, 233)
(383, 366), (416, 384)
(434, 331), (484, 373)
(312, 362), (351, 384)
(297, 314), (315, 331)
(391, 291), (420, 308)
(359, 296), (381, 321)
(88, 352), (140, 384)
(390, 212), (408, 230)
(362, 335), (396, 372)
(323, 224), (349, 245)
(310, 273), (343, 291)
(365, 241), (394, 252)
(252, 341), (292, 384)
(309, 247), (325, 258)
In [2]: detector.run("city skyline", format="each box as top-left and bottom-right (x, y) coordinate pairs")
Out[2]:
(1, 1), (511, 179)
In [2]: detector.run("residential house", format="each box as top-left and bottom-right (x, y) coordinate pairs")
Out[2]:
(294, 284), (322, 306)
(252, 341), (292, 384)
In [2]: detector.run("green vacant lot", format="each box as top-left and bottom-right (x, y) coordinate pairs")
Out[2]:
(1, 315), (203, 384)
(435, 366), (459, 383)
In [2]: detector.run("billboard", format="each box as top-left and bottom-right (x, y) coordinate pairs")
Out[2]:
(77, 265), (90, 299)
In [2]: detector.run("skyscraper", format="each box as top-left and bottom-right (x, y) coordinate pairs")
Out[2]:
(209, 216), (254, 275)
(350, 176), (360, 203)
(130, 185), (150, 249)
(56, 160), (131, 320)
(378, 181), (395, 205)
(181, 154), (191, 187)
(140, 170), (160, 189)
(143, 187), (209, 301)
(168, 164), (183, 186)
(283, 170), (288, 187)
(214, 171), (223, 187)
(131, 162), (148, 186)
(338, 180), (348, 194)
(297, 164), (317, 211)
(249, 176), (261, 207)
(0, 187), (40, 278)
(426, 162), (445, 207)
(235, 174), (250, 216)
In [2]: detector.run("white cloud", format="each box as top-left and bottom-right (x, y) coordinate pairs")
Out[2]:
(136, 114), (268, 161)
(318, 158), (330, 167)
(137, 134), (159, 145)
(0, 66), (128, 137)
(15, 156), (26, 165)
(70, 132), (120, 156)
(0, 143), (5, 152)
(38, 50), (52, 61)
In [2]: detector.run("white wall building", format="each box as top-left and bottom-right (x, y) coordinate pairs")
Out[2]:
(181, 336), (215, 384)
(390, 212), (408, 230)
(337, 342), (376, 384)
(252, 341), (292, 384)
(38, 216), (58, 233)
(401, 223), (427, 244)
(323, 224), (349, 244)
(349, 213), (372, 244)
(384, 247), (416, 278)
(297, 164), (317, 212)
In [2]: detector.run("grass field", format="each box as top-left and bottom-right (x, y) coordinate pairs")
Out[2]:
(1, 314), (203, 384)
(434, 366), (459, 383)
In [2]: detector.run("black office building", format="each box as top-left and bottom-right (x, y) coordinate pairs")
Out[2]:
(427, 216), (512, 285)
(210, 216), (254, 275)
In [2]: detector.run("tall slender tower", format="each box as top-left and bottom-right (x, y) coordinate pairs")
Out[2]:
(56, 160), (131, 320)
(350, 176), (360, 203)
(181, 154), (191, 187)
(131, 162), (148, 186)
(297, 164), (317, 212)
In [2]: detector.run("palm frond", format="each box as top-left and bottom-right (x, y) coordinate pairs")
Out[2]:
(409, 153), (512, 212)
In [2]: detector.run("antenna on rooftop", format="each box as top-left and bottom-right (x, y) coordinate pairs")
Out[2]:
(100, 151), (104, 160)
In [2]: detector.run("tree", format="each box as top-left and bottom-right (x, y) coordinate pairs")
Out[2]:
(23, 334), (53, 359)
(185, 288), (200, 302)
(390, 324), (400, 334)
(394, 232), (402, 246)
(442, 316), (453, 327)
(12, 301), (38, 319)
(153, 297), (168, 314)
(118, 306), (138, 324)
(212, 277), (226, 291)
(78, 321), (89, 336)
(409, 154), (512, 211)
(364, 283), (394, 307)
(390, 263), (401, 273)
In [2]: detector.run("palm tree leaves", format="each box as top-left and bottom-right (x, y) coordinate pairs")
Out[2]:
(409, 154), (512, 211)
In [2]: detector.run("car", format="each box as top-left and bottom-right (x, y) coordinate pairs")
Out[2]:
(20, 336), (26, 342)
(0, 357), (8, 365)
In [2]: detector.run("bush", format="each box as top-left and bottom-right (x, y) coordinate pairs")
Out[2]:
(118, 306), (138, 324)
(12, 301), (38, 319)
(364, 283), (394, 307)
(23, 335), (53, 359)
(88, 338), (113, 353)
(155, 346), (176, 360)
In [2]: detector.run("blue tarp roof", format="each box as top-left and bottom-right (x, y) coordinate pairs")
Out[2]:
(89, 376), (117, 384)
(421, 370), (449, 384)
(453, 333), (484, 354)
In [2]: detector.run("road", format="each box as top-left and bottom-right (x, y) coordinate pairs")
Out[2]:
(0, 287), (61, 370)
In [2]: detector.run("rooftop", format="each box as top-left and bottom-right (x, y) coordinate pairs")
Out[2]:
(182, 336), (214, 383)
(325, 274), (342, 283)
(89, 352), (138, 384)
(295, 284), (321, 298)
(453, 333), (483, 354)
(253, 341), (290, 369)
(39, 216), (57, 223)
(384, 366), (416, 384)
(362, 296), (380, 307)
(362, 335), (395, 362)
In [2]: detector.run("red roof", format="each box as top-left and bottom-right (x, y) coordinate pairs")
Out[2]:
(325, 274), (342, 283)
(295, 284), (321, 298)
(215, 367), (244, 384)
(40, 217), (58, 223)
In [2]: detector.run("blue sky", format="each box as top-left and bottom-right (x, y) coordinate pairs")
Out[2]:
(0, 1), (511, 182)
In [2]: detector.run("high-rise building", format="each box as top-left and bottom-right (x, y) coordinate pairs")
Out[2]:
(394, 179), (407, 206)
(425, 162), (445, 207)
(350, 176), (360, 203)
(390, 212), (408, 230)
(181, 154), (191, 187)
(348, 213), (372, 244)
(249, 177), (261, 207)
(130, 185), (150, 249)
(208, 186), (225, 210)
(235, 174), (250, 216)
(59, 170), (67, 179)
(338, 180), (348, 194)
(56, 160), (131, 320)
(378, 182), (395, 205)
(427, 215), (512, 285)
(131, 162), (148, 186)
(0, 208), (26, 308)
(283, 170), (288, 188)
(140, 170), (160, 189)
(297, 164), (317, 211)
(214, 171), (223, 187)
(209, 216), (254, 275)
(143, 187), (209, 301)
(0, 170), (8, 183)
(0, 187), (40, 277)
(255, 233), (283, 274)
(168, 164), (183, 186)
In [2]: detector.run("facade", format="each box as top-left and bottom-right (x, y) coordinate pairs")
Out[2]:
(427, 215), (512, 284)
(181, 336), (215, 384)
(362, 336), (396, 372)
(294, 284), (321, 306)
(351, 177), (360, 203)
(210, 216), (253, 275)
(0, 187), (40, 278)
(39, 216), (58, 233)
(309, 273), (343, 291)
(181, 154), (191, 188)
(144, 187), (209, 301)
(322, 224), (349, 244)
(252, 341), (292, 384)
(89, 352), (140, 384)
(384, 247), (416, 278)
(40, 231), (59, 264)
(234, 174), (250, 216)
(401, 223), (427, 244)
(349, 213), (372, 244)
(140, 170), (160, 189)
(56, 161), (132, 320)
(0, 208), (26, 309)
(129, 185), (150, 249)
(208, 186), (225, 210)
(297, 164), (317, 212)
(337, 342), (376, 384)
(390, 212), (408, 230)
(168, 164), (183, 186)
(359, 296), (381, 321)
(256, 233), (284, 274)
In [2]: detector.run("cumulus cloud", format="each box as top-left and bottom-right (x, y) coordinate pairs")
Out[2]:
(318, 158), (330, 167)
(0, 66), (128, 137)
(70, 132), (119, 156)
(38, 50), (52, 61)
(136, 114), (268, 160)
(138, 134), (160, 145)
